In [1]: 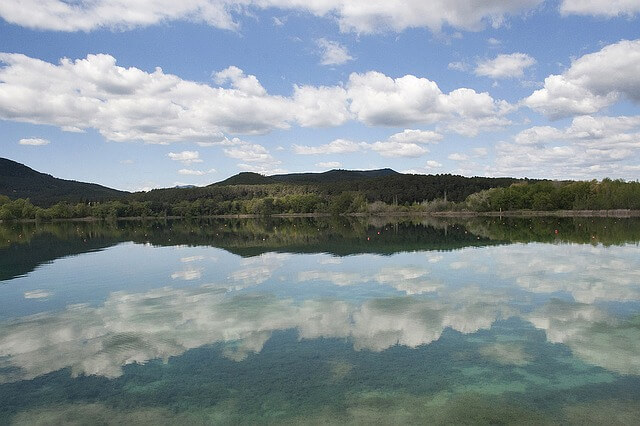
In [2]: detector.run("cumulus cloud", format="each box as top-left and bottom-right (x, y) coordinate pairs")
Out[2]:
(494, 115), (640, 179)
(294, 129), (443, 159)
(316, 38), (353, 66)
(448, 153), (469, 161)
(18, 137), (50, 146)
(387, 129), (443, 144)
(447, 61), (469, 72)
(214, 65), (267, 96)
(224, 143), (272, 162)
(316, 161), (342, 168)
(168, 151), (202, 165)
(292, 85), (351, 127)
(220, 140), (284, 174)
(560, 0), (640, 17)
(475, 53), (536, 79)
(347, 71), (512, 136)
(0, 0), (544, 34)
(294, 139), (365, 155)
(524, 39), (640, 119)
(369, 141), (430, 158)
(178, 168), (216, 175)
(0, 54), (344, 143)
(0, 53), (512, 144)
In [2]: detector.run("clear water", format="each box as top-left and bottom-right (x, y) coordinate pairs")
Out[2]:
(1, 217), (639, 425)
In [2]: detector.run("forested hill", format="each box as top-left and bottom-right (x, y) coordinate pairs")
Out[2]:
(214, 168), (399, 186)
(0, 158), (522, 213)
(135, 171), (521, 205)
(0, 158), (128, 206)
(271, 168), (399, 184)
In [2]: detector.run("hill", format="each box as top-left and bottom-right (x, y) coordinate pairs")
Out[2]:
(215, 172), (277, 186)
(213, 169), (399, 186)
(0, 158), (128, 206)
(270, 168), (399, 184)
(132, 170), (519, 207)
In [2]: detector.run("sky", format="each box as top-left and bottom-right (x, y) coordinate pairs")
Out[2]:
(0, 0), (639, 191)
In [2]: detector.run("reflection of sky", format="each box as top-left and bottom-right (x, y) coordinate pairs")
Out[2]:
(1, 240), (640, 383)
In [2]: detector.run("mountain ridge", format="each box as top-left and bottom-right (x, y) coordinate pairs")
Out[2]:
(0, 157), (129, 206)
(213, 168), (399, 186)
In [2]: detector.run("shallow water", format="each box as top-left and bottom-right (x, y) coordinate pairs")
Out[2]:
(1, 217), (640, 424)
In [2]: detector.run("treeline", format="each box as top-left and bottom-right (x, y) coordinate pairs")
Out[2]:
(0, 192), (366, 220)
(0, 158), (128, 206)
(132, 174), (520, 206)
(2, 178), (640, 221)
(465, 179), (640, 211)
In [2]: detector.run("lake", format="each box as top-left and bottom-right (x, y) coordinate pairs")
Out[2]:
(1, 217), (640, 424)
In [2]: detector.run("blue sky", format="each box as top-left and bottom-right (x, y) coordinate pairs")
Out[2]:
(0, 0), (639, 191)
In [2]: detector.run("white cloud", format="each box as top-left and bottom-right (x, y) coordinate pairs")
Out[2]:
(295, 129), (443, 159)
(0, 54), (341, 143)
(494, 115), (640, 179)
(347, 71), (512, 136)
(316, 38), (353, 66)
(214, 65), (267, 96)
(473, 147), (488, 156)
(448, 153), (469, 161)
(425, 160), (442, 168)
(18, 137), (49, 146)
(369, 141), (429, 158)
(196, 136), (244, 147)
(220, 140), (284, 174)
(0, 53), (512, 144)
(168, 151), (202, 165)
(292, 85), (351, 127)
(387, 129), (442, 144)
(447, 61), (469, 72)
(294, 139), (365, 155)
(219, 139), (284, 173)
(524, 39), (640, 119)
(272, 16), (286, 26)
(223, 143), (272, 162)
(316, 161), (342, 168)
(560, 0), (640, 17)
(236, 163), (288, 175)
(0, 0), (544, 34)
(178, 168), (216, 176)
(475, 53), (536, 79)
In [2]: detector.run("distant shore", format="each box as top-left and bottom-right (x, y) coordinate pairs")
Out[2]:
(427, 209), (640, 218)
(3, 209), (640, 224)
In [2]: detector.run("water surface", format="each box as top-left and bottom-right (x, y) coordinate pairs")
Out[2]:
(1, 217), (639, 424)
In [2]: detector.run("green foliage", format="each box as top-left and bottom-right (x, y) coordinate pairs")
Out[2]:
(0, 158), (127, 206)
(3, 156), (639, 221)
(465, 179), (640, 212)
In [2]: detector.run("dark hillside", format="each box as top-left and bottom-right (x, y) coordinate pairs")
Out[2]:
(0, 158), (128, 206)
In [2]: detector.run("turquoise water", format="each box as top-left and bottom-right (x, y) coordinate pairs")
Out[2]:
(1, 217), (639, 424)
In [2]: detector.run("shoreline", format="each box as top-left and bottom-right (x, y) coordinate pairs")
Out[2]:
(2, 209), (640, 224)
(427, 209), (640, 218)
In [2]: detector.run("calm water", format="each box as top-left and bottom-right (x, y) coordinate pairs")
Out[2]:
(1, 217), (640, 425)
